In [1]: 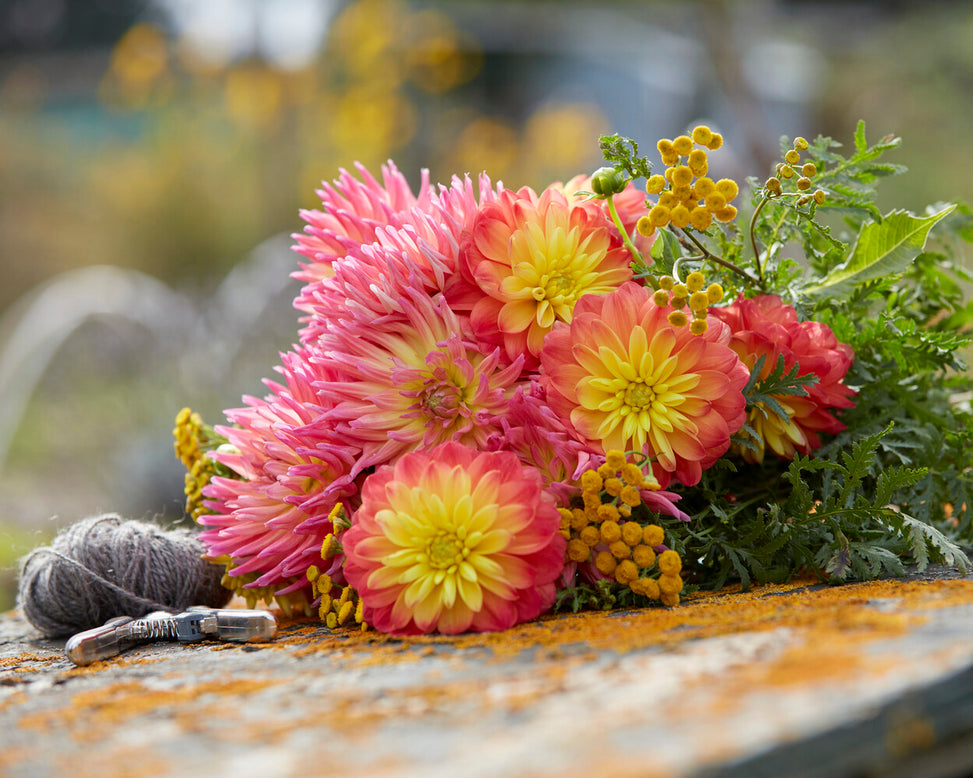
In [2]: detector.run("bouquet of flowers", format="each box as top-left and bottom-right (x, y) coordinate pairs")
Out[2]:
(174, 121), (973, 635)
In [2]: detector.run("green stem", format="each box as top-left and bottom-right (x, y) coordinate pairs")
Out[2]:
(749, 196), (771, 285)
(768, 192), (810, 248)
(605, 193), (643, 266)
(678, 228), (756, 283)
(766, 210), (789, 255)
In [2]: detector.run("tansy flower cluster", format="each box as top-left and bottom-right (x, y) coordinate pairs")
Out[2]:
(175, 125), (859, 636)
(173, 408), (233, 524)
(651, 269), (724, 335)
(764, 135), (826, 205)
(636, 125), (739, 235)
(561, 451), (686, 606)
(306, 504), (367, 630)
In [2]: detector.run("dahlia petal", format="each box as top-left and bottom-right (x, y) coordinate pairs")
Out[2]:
(456, 575), (483, 612)
(435, 600), (475, 634)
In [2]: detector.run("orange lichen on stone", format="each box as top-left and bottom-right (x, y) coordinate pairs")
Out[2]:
(19, 677), (278, 737)
(0, 652), (61, 677)
(0, 745), (36, 777)
(57, 653), (169, 679)
(53, 743), (172, 778)
(0, 653), (59, 667)
(21, 574), (965, 749)
(263, 575), (967, 672)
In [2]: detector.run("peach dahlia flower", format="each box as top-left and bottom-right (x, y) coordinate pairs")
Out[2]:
(342, 442), (566, 634)
(541, 282), (750, 487)
(710, 294), (856, 463)
(555, 174), (656, 256)
(447, 184), (633, 366)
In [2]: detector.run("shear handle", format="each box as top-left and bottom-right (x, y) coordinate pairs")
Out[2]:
(177, 608), (277, 642)
(64, 616), (136, 666)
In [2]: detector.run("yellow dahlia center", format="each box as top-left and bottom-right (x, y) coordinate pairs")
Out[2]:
(623, 381), (657, 409)
(529, 270), (580, 303)
(576, 332), (704, 454)
(426, 530), (468, 570)
(502, 220), (611, 328)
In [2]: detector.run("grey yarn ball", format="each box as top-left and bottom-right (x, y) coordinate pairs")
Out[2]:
(17, 514), (232, 638)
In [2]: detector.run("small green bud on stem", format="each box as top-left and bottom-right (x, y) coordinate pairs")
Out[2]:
(590, 166), (628, 197)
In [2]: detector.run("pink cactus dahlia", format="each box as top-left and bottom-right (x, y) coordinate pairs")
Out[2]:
(711, 294), (856, 463)
(309, 291), (523, 475)
(295, 169), (503, 346)
(200, 349), (360, 607)
(293, 161), (433, 285)
(541, 282), (750, 487)
(342, 441), (566, 634)
(487, 379), (597, 504)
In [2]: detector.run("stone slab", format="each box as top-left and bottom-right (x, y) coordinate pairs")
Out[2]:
(3, 569), (973, 777)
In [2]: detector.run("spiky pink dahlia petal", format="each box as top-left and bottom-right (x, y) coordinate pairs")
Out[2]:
(200, 349), (360, 599)
(307, 291), (524, 475)
(486, 379), (598, 504)
(295, 170), (503, 347)
(292, 160), (433, 284)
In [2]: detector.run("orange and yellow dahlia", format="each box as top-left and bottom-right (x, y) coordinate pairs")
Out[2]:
(711, 294), (856, 463)
(541, 282), (749, 487)
(342, 442), (566, 634)
(447, 184), (633, 366)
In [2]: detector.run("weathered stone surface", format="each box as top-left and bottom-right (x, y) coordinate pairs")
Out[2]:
(3, 569), (973, 777)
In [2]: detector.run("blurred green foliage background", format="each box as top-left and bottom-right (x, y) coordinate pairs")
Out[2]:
(0, 0), (971, 594)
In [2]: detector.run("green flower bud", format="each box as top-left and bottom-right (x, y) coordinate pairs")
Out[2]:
(590, 166), (628, 197)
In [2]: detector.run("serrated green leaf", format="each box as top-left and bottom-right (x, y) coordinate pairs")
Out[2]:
(875, 466), (927, 507)
(853, 119), (867, 154)
(908, 523), (931, 571)
(650, 232), (665, 260)
(802, 205), (956, 299)
(897, 512), (969, 574)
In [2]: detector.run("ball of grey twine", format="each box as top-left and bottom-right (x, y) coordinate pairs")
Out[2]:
(17, 513), (231, 638)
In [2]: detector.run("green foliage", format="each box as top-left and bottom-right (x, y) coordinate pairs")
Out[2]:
(802, 205), (956, 299)
(612, 120), (973, 590)
(733, 354), (818, 454)
(805, 120), (906, 221)
(599, 133), (654, 182)
(553, 576), (679, 614)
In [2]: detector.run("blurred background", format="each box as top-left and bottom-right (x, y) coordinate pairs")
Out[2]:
(1, 0), (972, 600)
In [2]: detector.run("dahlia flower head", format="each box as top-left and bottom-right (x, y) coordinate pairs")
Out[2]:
(342, 442), (566, 635)
(711, 294), (856, 463)
(444, 179), (645, 370)
(541, 281), (750, 488)
(200, 348), (360, 610)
